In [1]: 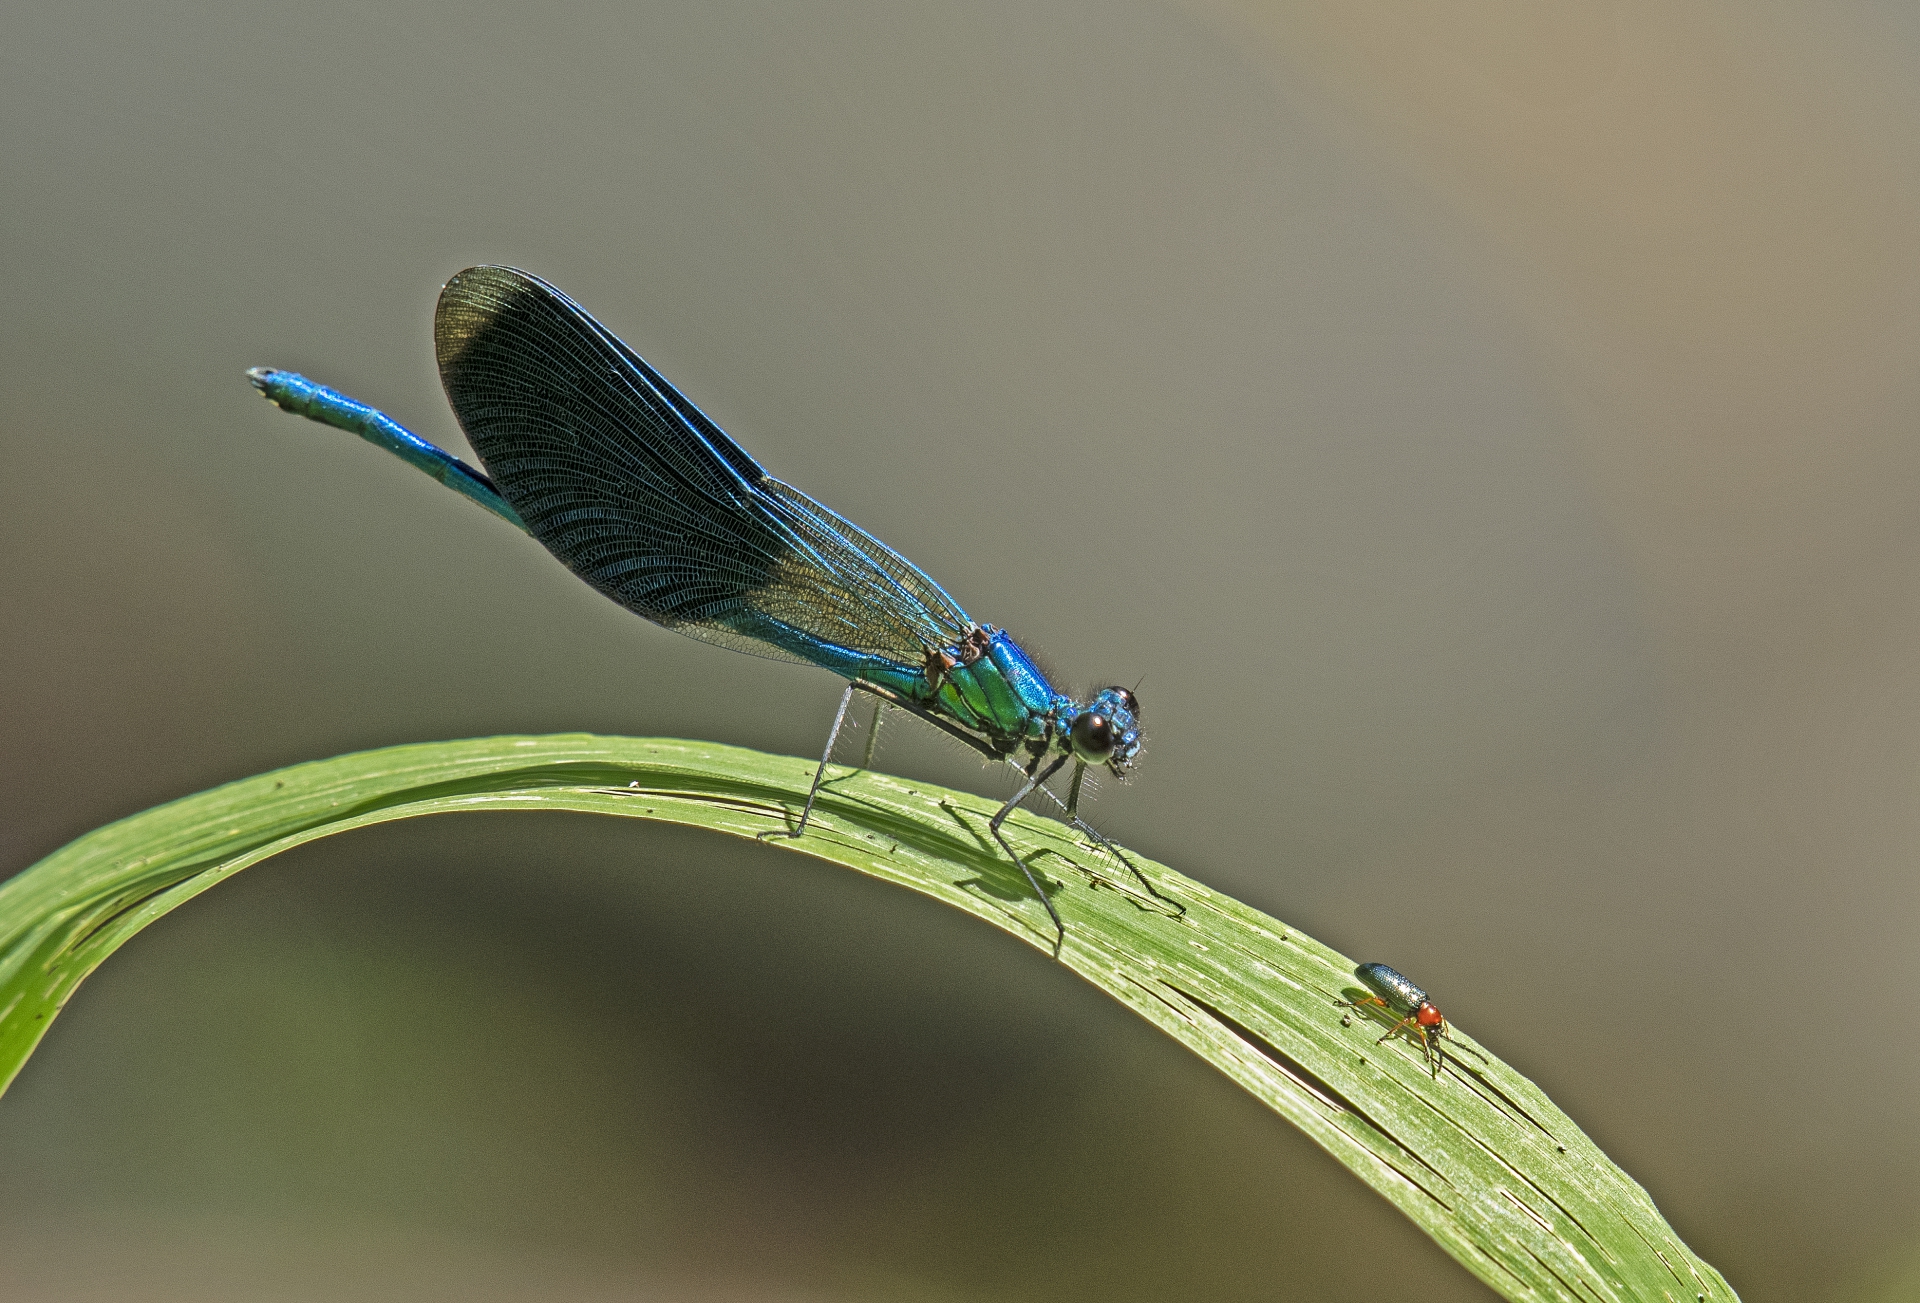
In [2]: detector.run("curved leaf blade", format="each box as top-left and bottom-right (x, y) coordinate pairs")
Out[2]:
(0, 735), (1736, 1303)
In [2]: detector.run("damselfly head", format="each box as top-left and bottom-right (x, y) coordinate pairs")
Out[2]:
(1072, 687), (1143, 773)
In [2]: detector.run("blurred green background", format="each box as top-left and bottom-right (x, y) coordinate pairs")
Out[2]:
(3, 2), (1918, 1300)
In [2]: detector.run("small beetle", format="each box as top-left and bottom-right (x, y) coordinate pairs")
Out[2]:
(1337, 962), (1475, 1076)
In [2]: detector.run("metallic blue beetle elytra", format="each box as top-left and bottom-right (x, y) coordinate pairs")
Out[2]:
(248, 265), (1175, 948)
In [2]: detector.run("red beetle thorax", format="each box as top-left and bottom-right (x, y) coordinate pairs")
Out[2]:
(1416, 1003), (1444, 1028)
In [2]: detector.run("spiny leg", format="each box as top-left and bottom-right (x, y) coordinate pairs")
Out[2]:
(987, 753), (1071, 945)
(828, 708), (1164, 939)
(761, 681), (857, 843)
(860, 696), (886, 769)
(1002, 758), (1182, 918)
(1060, 761), (1184, 916)
(1070, 816), (1184, 915)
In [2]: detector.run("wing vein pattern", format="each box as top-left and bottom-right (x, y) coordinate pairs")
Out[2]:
(433, 266), (974, 673)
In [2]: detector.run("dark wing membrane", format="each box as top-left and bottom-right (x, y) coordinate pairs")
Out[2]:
(433, 266), (973, 669)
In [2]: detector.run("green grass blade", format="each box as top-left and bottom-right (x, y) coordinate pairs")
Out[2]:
(0, 735), (1736, 1303)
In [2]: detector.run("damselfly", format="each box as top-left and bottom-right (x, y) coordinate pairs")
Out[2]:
(249, 266), (1177, 946)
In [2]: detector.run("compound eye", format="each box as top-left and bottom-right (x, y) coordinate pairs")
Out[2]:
(1071, 712), (1114, 761)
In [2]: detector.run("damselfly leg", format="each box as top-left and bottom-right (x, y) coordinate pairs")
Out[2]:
(987, 752), (1072, 946)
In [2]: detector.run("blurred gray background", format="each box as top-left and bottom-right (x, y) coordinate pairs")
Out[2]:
(3, 2), (1917, 1300)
